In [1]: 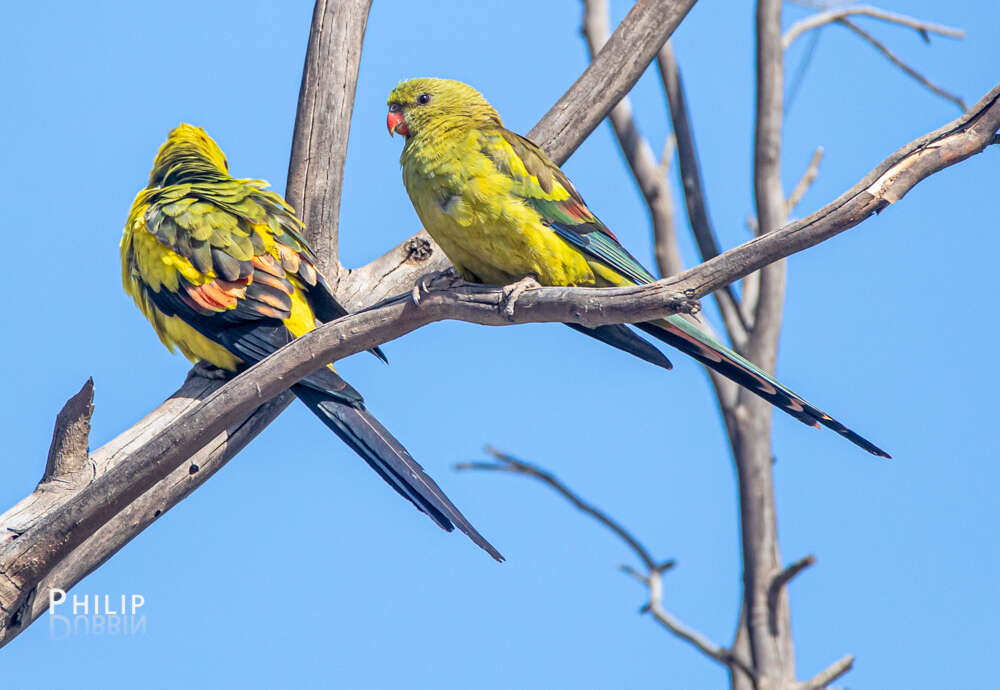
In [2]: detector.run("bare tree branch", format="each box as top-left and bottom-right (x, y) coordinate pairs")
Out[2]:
(783, 5), (965, 50)
(796, 655), (854, 690)
(456, 447), (656, 570)
(42, 378), (94, 483)
(457, 448), (755, 680)
(581, 0), (682, 278)
(286, 0), (372, 277)
(658, 41), (751, 344)
(740, 1), (795, 684)
(531, 0), (698, 164)
(837, 17), (967, 111)
(786, 147), (824, 215)
(674, 81), (999, 301)
(767, 554), (816, 635)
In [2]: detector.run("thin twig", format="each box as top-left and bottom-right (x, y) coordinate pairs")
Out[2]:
(786, 147), (824, 214)
(767, 554), (816, 634)
(838, 17), (967, 111)
(580, 0), (682, 278)
(646, 571), (758, 680)
(658, 42), (751, 344)
(786, 24), (824, 115)
(456, 448), (755, 680)
(456, 447), (655, 570)
(796, 655), (855, 690)
(784, 5), (965, 50)
(530, 0), (697, 164)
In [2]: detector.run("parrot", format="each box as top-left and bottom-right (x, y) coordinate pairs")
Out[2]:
(386, 78), (888, 458)
(121, 123), (503, 560)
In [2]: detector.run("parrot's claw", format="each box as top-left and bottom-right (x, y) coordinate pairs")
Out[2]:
(411, 267), (461, 306)
(189, 361), (229, 381)
(500, 275), (542, 320)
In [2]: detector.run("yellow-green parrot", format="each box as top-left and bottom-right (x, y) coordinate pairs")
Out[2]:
(121, 123), (502, 560)
(387, 78), (888, 458)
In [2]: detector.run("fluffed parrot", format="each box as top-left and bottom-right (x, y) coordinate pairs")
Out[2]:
(121, 123), (503, 560)
(386, 78), (888, 458)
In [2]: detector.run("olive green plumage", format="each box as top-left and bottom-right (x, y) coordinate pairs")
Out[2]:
(388, 78), (888, 458)
(122, 123), (502, 560)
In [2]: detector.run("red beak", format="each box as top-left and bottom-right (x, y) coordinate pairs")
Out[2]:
(387, 111), (409, 137)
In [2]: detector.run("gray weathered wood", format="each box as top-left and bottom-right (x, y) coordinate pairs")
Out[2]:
(286, 0), (373, 277)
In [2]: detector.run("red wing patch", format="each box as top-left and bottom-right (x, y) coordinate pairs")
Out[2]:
(181, 278), (250, 313)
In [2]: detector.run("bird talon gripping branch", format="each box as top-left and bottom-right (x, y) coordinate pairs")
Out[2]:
(411, 267), (461, 306)
(189, 360), (229, 381)
(500, 275), (541, 320)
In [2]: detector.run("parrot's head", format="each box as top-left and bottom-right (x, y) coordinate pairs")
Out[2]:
(386, 78), (501, 139)
(149, 123), (230, 187)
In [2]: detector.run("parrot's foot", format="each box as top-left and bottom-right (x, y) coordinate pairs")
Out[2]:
(188, 361), (229, 381)
(500, 275), (542, 320)
(411, 267), (462, 306)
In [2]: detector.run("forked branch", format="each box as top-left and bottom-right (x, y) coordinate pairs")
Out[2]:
(456, 448), (755, 679)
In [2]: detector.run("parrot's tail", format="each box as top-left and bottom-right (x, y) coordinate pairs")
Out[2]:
(293, 374), (504, 562)
(637, 316), (890, 458)
(565, 323), (673, 370)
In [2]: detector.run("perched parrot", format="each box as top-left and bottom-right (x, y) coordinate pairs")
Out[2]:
(121, 123), (502, 560)
(387, 78), (888, 458)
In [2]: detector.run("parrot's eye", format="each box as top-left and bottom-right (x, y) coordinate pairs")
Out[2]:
(417, 93), (432, 105)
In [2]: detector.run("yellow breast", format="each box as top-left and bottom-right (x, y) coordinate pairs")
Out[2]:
(403, 134), (599, 287)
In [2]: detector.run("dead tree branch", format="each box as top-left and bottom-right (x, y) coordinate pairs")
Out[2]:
(767, 554), (816, 635)
(456, 448), (755, 680)
(786, 147), (823, 215)
(42, 378), (94, 484)
(741, 2), (795, 686)
(796, 655), (854, 690)
(658, 41), (751, 345)
(286, 0), (372, 276)
(456, 448), (656, 570)
(783, 5), (965, 50)
(581, 0), (682, 279)
(837, 17), (966, 111)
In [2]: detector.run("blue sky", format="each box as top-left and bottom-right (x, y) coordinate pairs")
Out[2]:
(2, 1), (997, 688)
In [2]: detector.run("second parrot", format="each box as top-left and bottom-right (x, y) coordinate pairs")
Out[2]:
(387, 78), (888, 458)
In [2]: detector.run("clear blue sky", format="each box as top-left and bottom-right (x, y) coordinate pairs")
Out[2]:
(2, 1), (997, 688)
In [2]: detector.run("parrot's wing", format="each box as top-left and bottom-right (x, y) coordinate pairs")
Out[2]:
(144, 181), (387, 362)
(140, 192), (504, 556)
(489, 129), (658, 286)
